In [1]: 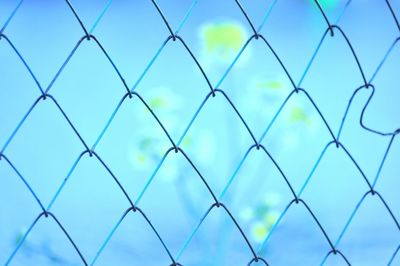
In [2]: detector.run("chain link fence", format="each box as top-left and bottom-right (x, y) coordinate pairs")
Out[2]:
(1, 0), (399, 265)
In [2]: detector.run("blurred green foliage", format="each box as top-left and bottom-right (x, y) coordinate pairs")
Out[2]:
(201, 22), (247, 62)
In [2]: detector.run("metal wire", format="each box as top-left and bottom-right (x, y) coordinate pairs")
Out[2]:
(0, 0), (399, 265)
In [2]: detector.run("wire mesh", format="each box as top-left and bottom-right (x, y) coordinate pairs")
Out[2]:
(0, 0), (399, 265)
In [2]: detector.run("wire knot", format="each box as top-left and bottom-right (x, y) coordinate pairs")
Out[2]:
(329, 26), (335, 37)
(211, 89), (216, 97)
(128, 91), (133, 99)
(42, 93), (49, 100)
(335, 140), (340, 148)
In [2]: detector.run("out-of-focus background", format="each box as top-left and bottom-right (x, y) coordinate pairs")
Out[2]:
(1, 0), (399, 265)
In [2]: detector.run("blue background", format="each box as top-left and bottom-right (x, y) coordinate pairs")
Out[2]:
(0, 0), (399, 265)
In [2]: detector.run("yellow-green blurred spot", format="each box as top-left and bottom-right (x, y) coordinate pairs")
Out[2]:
(203, 23), (245, 59)
(14, 229), (25, 245)
(137, 154), (147, 164)
(182, 136), (192, 148)
(256, 80), (283, 90)
(149, 96), (168, 109)
(263, 212), (278, 226)
(136, 153), (146, 164)
(252, 222), (268, 242)
(288, 106), (311, 125)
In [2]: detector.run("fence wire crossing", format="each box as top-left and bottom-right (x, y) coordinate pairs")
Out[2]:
(0, 0), (399, 265)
